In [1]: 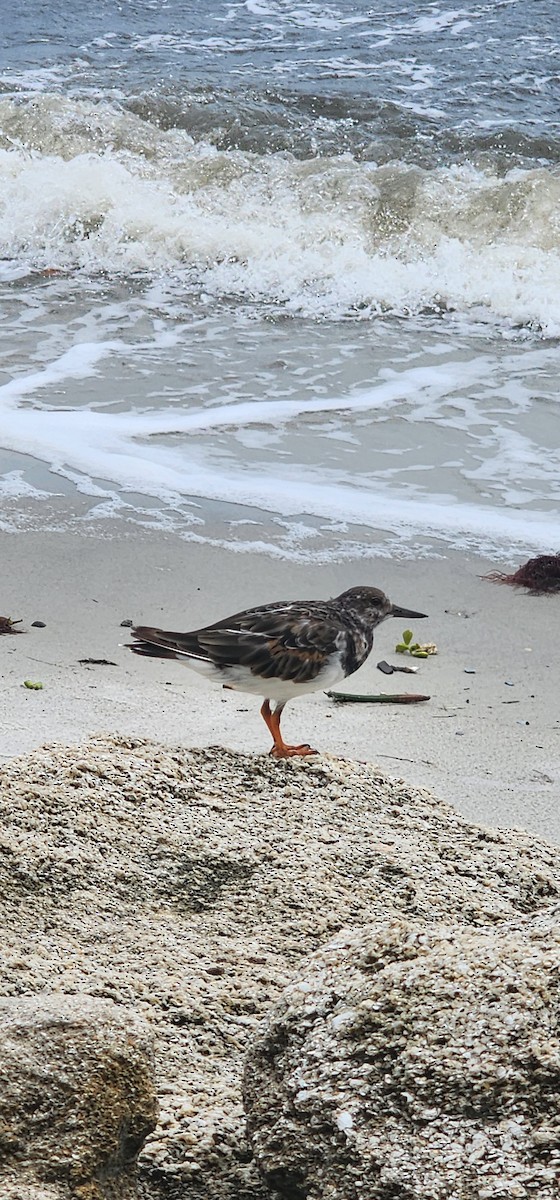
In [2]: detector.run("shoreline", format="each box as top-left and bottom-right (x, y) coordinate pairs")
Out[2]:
(0, 520), (559, 842)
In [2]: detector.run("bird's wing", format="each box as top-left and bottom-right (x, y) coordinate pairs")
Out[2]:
(199, 603), (346, 684)
(132, 601), (346, 684)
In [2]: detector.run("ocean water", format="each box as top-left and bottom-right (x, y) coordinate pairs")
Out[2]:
(1, 0), (559, 561)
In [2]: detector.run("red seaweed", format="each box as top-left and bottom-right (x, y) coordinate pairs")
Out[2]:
(483, 553), (560, 594)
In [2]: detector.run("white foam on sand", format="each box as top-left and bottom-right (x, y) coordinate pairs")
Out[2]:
(1, 341), (559, 558)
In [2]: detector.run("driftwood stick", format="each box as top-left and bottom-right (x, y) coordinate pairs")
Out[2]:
(326, 691), (430, 704)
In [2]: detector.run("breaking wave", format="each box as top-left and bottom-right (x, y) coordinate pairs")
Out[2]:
(2, 95), (560, 332)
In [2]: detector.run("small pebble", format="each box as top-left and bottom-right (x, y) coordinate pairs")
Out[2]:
(464, 668), (476, 674)
(504, 681), (515, 687)
(120, 618), (133, 627)
(31, 620), (46, 628)
(377, 661), (395, 675)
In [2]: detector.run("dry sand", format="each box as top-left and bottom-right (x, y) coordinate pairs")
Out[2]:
(0, 519), (559, 841)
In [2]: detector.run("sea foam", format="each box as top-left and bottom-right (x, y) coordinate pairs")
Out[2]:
(2, 96), (560, 332)
(1, 340), (559, 558)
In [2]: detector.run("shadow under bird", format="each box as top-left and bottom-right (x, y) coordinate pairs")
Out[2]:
(129, 586), (428, 759)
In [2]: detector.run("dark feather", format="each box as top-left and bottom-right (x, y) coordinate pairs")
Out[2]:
(131, 598), (360, 683)
(131, 607), (346, 683)
(129, 639), (182, 660)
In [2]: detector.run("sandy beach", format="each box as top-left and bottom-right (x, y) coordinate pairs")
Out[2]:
(4, 8), (560, 1196)
(0, 507), (558, 843)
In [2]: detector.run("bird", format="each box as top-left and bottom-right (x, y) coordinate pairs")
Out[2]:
(128, 586), (428, 759)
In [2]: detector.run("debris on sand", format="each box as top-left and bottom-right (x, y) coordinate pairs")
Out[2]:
(377, 660), (419, 675)
(0, 616), (24, 635)
(78, 658), (118, 667)
(484, 552), (560, 594)
(395, 630), (438, 658)
(326, 691), (430, 704)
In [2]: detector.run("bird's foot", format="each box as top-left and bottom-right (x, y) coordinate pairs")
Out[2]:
(269, 742), (318, 759)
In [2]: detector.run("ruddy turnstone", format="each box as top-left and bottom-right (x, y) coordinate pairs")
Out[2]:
(129, 586), (427, 758)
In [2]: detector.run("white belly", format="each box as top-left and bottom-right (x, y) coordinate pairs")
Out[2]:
(179, 651), (348, 702)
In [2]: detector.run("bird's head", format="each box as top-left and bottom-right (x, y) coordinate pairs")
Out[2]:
(335, 586), (428, 627)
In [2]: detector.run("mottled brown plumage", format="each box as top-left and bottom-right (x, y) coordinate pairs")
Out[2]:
(129, 586), (428, 758)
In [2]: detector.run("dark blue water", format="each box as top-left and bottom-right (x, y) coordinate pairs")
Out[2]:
(2, 0), (560, 166)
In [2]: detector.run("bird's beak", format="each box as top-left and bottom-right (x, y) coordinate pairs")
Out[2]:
(391, 604), (428, 619)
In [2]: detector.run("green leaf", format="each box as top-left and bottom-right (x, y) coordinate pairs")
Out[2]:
(410, 648), (428, 658)
(402, 629), (413, 645)
(23, 680), (44, 689)
(395, 643), (407, 654)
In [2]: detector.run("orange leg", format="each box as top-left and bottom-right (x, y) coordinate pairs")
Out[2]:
(260, 699), (318, 759)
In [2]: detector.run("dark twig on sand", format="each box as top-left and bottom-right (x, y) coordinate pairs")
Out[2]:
(326, 691), (430, 704)
(0, 616), (24, 635)
(78, 658), (118, 667)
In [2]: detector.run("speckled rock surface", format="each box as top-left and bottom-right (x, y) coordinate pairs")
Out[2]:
(0, 994), (156, 1200)
(0, 1185), (61, 1200)
(1, 735), (560, 1198)
(244, 916), (560, 1199)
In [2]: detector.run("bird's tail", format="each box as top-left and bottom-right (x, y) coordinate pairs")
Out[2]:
(129, 624), (209, 663)
(129, 625), (184, 660)
(129, 640), (179, 660)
